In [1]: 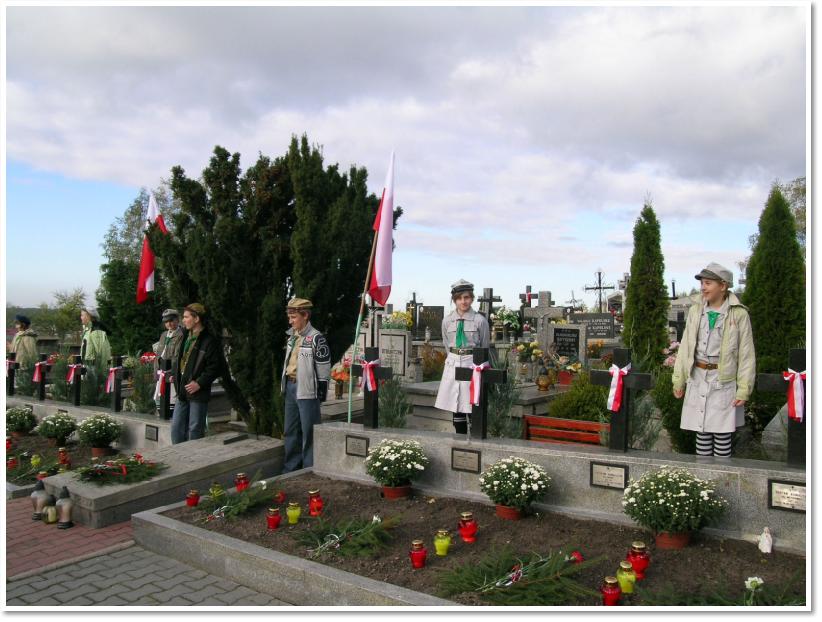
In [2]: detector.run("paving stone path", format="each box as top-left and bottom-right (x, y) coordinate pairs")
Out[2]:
(6, 545), (290, 606)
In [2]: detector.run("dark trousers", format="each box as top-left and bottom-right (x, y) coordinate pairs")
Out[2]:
(283, 380), (321, 473)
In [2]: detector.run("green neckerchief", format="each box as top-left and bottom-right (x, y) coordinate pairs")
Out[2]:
(707, 310), (720, 331)
(456, 319), (467, 348)
(180, 332), (199, 373)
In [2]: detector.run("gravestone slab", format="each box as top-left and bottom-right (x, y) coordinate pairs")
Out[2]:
(42, 432), (283, 528)
(417, 306), (444, 341)
(570, 313), (615, 339)
(523, 291), (566, 334)
(541, 323), (587, 363)
(378, 329), (410, 377)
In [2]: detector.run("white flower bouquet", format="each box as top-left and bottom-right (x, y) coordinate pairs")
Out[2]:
(479, 457), (551, 510)
(622, 466), (728, 534)
(364, 439), (429, 487)
(35, 411), (78, 442)
(77, 414), (123, 447)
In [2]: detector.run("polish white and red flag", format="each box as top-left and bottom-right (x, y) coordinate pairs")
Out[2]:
(136, 192), (168, 304)
(367, 152), (395, 306)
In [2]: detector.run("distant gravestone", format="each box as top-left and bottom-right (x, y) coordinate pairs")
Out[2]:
(570, 313), (615, 339)
(541, 323), (587, 363)
(523, 291), (565, 334)
(378, 329), (410, 378)
(417, 306), (444, 341)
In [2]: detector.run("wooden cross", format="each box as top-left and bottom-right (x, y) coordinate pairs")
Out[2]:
(34, 353), (52, 401)
(590, 348), (654, 452)
(351, 347), (394, 429)
(454, 347), (508, 439)
(477, 287), (502, 320)
(668, 310), (687, 342)
(756, 348), (806, 468)
(6, 352), (19, 396)
(519, 285), (536, 309)
(68, 354), (86, 406)
(108, 355), (130, 413)
(406, 292), (424, 339)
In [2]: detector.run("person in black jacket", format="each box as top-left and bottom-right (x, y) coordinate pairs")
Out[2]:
(171, 303), (222, 444)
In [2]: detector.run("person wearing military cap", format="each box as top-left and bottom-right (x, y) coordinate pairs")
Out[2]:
(171, 303), (224, 444)
(434, 279), (491, 434)
(671, 262), (755, 457)
(281, 297), (331, 472)
(79, 307), (111, 368)
(152, 309), (184, 410)
(10, 314), (39, 371)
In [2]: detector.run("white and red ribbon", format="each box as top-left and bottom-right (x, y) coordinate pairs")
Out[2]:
(469, 362), (491, 406)
(5, 359), (15, 377)
(606, 363), (631, 412)
(359, 359), (381, 392)
(154, 370), (173, 400)
(32, 361), (46, 383)
(66, 364), (84, 383)
(783, 369), (807, 422)
(105, 366), (123, 393)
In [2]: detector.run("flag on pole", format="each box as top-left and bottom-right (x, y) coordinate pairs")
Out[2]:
(136, 192), (168, 304)
(368, 152), (395, 306)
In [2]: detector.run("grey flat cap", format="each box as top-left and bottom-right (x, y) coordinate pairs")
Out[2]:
(82, 307), (100, 320)
(695, 262), (733, 287)
(161, 308), (180, 321)
(450, 279), (474, 295)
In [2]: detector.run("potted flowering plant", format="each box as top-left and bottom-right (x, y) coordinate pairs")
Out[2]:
(330, 356), (352, 399)
(479, 456), (551, 519)
(621, 466), (728, 549)
(364, 438), (429, 499)
(77, 414), (123, 457)
(6, 406), (38, 437)
(491, 306), (521, 341)
(35, 412), (78, 446)
(381, 311), (413, 330)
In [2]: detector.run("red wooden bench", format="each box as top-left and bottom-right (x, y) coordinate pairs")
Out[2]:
(522, 415), (609, 446)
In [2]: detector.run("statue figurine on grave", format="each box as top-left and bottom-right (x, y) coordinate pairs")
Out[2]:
(434, 280), (491, 434)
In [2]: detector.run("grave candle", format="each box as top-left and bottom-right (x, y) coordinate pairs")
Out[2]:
(186, 489), (200, 507)
(7, 456), (18, 470)
(286, 502), (301, 524)
(457, 511), (478, 543)
(267, 507), (282, 530)
(626, 541), (650, 580)
(616, 561), (636, 594)
(308, 490), (323, 517)
(600, 576), (621, 606)
(409, 540), (427, 569)
(43, 505), (59, 524)
(56, 486), (74, 529)
(36, 471), (49, 481)
(274, 490), (287, 504)
(433, 529), (452, 556)
(6, 437), (11, 451)
(234, 472), (250, 492)
(57, 447), (71, 468)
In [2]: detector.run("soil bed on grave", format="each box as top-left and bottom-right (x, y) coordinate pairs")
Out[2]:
(163, 473), (805, 606)
(6, 435), (123, 486)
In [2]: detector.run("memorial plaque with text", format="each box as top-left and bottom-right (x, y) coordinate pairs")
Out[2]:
(589, 461), (629, 490)
(768, 479), (806, 513)
(451, 448), (481, 474)
(418, 306), (444, 341)
(145, 424), (159, 442)
(379, 330), (409, 376)
(345, 435), (370, 458)
(571, 313), (615, 339)
(554, 327), (581, 358)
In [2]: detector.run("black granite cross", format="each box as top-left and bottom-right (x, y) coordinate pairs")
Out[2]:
(351, 347), (394, 429)
(33, 353), (53, 401)
(590, 348), (654, 452)
(477, 288), (502, 320)
(756, 348), (806, 468)
(108, 355), (130, 413)
(67, 354), (86, 406)
(668, 311), (687, 342)
(454, 347), (507, 439)
(6, 352), (19, 396)
(406, 292), (424, 340)
(158, 358), (173, 420)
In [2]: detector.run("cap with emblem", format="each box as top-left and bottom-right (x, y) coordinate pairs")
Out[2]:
(287, 297), (313, 310)
(161, 308), (179, 321)
(694, 262), (733, 287)
(450, 279), (474, 296)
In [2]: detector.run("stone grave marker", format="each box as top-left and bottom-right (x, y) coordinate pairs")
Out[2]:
(756, 348), (806, 468)
(417, 306), (444, 342)
(378, 329), (409, 377)
(541, 323), (587, 363)
(477, 288), (501, 319)
(523, 291), (566, 335)
(570, 313), (615, 339)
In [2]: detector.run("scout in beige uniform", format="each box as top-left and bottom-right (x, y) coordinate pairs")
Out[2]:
(672, 262), (755, 457)
(434, 280), (491, 434)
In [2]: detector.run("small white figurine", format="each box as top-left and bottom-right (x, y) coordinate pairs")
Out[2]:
(758, 527), (773, 554)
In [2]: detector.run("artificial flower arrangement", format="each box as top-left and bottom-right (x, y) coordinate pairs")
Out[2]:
(514, 341), (543, 363)
(6, 406), (38, 435)
(621, 466), (728, 534)
(35, 412), (78, 443)
(330, 356), (352, 382)
(381, 311), (413, 330)
(139, 351), (157, 365)
(491, 306), (521, 331)
(587, 339), (605, 358)
(364, 438), (429, 487)
(662, 341), (680, 368)
(76, 414), (123, 448)
(479, 456), (551, 510)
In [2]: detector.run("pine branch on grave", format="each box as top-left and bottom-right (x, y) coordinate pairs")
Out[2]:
(436, 547), (603, 606)
(638, 569), (805, 606)
(294, 514), (401, 559)
(7, 458), (61, 485)
(75, 454), (168, 485)
(199, 470), (270, 520)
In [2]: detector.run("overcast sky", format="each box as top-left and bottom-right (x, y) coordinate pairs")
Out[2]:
(4, 3), (808, 319)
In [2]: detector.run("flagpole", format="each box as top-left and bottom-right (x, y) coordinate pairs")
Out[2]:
(347, 228), (380, 424)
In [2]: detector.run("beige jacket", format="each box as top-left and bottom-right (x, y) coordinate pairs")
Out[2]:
(672, 292), (756, 401)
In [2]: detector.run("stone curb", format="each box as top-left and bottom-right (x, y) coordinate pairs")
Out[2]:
(132, 470), (457, 607)
(6, 540), (136, 582)
(7, 481), (36, 500)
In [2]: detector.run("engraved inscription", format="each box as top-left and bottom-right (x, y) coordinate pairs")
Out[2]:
(451, 448), (481, 474)
(345, 435), (369, 458)
(770, 481), (806, 512)
(145, 424), (159, 442)
(590, 462), (628, 489)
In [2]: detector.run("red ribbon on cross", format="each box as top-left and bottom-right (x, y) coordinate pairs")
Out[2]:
(469, 362), (491, 406)
(782, 369), (807, 423)
(105, 366), (123, 393)
(32, 361), (46, 383)
(606, 362), (631, 412)
(5, 359), (15, 377)
(154, 370), (172, 399)
(66, 364), (84, 383)
(359, 359), (381, 392)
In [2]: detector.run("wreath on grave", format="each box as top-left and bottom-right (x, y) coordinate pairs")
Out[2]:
(75, 453), (167, 485)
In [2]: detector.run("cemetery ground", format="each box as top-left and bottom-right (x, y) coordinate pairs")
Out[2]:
(163, 472), (805, 606)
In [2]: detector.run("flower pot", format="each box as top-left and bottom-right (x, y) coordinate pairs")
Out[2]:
(557, 370), (573, 385)
(91, 446), (111, 459)
(495, 504), (524, 520)
(654, 531), (691, 550)
(382, 484), (412, 500)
